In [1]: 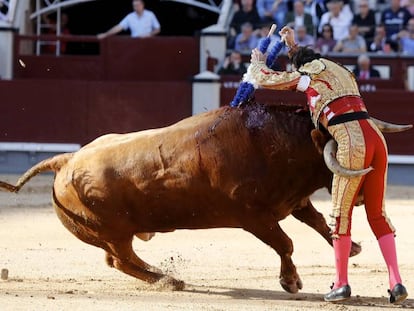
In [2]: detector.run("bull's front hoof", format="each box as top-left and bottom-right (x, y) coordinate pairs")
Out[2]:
(350, 242), (362, 257)
(280, 276), (303, 293)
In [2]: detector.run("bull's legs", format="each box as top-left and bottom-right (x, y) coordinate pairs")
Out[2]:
(105, 250), (155, 270)
(53, 199), (183, 289)
(291, 199), (361, 257)
(105, 249), (163, 274)
(104, 239), (185, 290)
(242, 218), (302, 294)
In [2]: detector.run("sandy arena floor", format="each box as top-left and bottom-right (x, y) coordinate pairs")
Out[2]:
(0, 174), (413, 311)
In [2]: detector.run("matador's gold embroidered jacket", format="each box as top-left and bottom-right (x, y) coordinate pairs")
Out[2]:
(246, 58), (361, 127)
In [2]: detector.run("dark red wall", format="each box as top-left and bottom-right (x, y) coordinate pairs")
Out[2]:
(0, 80), (192, 145)
(6, 36), (198, 146)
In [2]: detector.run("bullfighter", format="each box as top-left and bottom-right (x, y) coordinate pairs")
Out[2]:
(246, 25), (408, 304)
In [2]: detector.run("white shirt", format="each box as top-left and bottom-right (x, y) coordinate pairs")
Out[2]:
(294, 15), (305, 28)
(318, 5), (353, 41)
(119, 10), (160, 38)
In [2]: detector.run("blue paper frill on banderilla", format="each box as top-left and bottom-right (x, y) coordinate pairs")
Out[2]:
(230, 39), (285, 108)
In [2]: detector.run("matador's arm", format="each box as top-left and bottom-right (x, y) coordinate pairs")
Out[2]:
(246, 59), (301, 91)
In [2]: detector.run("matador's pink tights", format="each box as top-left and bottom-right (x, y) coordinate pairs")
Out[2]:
(378, 233), (402, 289)
(333, 234), (403, 290)
(332, 235), (351, 289)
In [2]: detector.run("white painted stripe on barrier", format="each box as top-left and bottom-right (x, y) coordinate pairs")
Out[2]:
(388, 155), (414, 165)
(0, 142), (80, 153)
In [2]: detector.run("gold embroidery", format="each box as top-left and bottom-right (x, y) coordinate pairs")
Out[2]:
(298, 59), (326, 75)
(246, 62), (301, 90)
(307, 59), (361, 126)
(328, 121), (366, 234)
(248, 59), (360, 125)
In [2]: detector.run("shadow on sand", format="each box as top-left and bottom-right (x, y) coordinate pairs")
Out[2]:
(183, 284), (414, 309)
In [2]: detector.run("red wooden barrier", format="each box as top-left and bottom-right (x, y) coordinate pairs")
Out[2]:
(0, 80), (192, 145)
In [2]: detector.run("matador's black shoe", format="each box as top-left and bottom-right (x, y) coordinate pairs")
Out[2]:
(388, 283), (408, 304)
(324, 284), (351, 302)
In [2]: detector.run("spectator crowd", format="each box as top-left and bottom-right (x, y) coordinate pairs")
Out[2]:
(226, 0), (414, 56)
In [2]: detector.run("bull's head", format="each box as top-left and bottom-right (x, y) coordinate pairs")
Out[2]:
(318, 118), (412, 177)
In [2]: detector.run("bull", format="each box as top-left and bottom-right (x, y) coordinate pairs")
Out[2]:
(1, 101), (406, 293)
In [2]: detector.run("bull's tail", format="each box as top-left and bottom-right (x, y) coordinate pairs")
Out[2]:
(0, 153), (74, 193)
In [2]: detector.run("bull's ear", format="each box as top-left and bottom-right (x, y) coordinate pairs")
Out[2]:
(310, 129), (329, 154)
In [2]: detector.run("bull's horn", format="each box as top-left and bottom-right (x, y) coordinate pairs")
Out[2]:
(371, 117), (413, 133)
(323, 139), (373, 177)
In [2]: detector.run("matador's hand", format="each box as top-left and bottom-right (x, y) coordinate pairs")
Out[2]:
(250, 48), (267, 63)
(279, 26), (296, 48)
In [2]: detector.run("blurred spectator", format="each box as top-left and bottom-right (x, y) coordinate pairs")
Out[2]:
(229, 0), (261, 48)
(284, 0), (314, 35)
(232, 0), (242, 12)
(307, 0), (329, 28)
(230, 0), (261, 35)
(318, 0), (353, 41)
(234, 22), (259, 53)
(397, 17), (414, 54)
(352, 0), (376, 43)
(333, 24), (367, 53)
(401, 0), (414, 16)
(97, 0), (160, 39)
(314, 23), (337, 54)
(352, 54), (381, 79)
(380, 0), (411, 42)
(295, 24), (315, 46)
(369, 24), (399, 52)
(41, 12), (71, 54)
(256, 0), (290, 28)
(217, 50), (248, 75)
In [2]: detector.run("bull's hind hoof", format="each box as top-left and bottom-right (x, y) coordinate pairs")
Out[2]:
(172, 279), (185, 291)
(159, 276), (185, 291)
(280, 276), (303, 293)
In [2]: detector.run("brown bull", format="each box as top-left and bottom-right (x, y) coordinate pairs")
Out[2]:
(0, 102), (361, 293)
